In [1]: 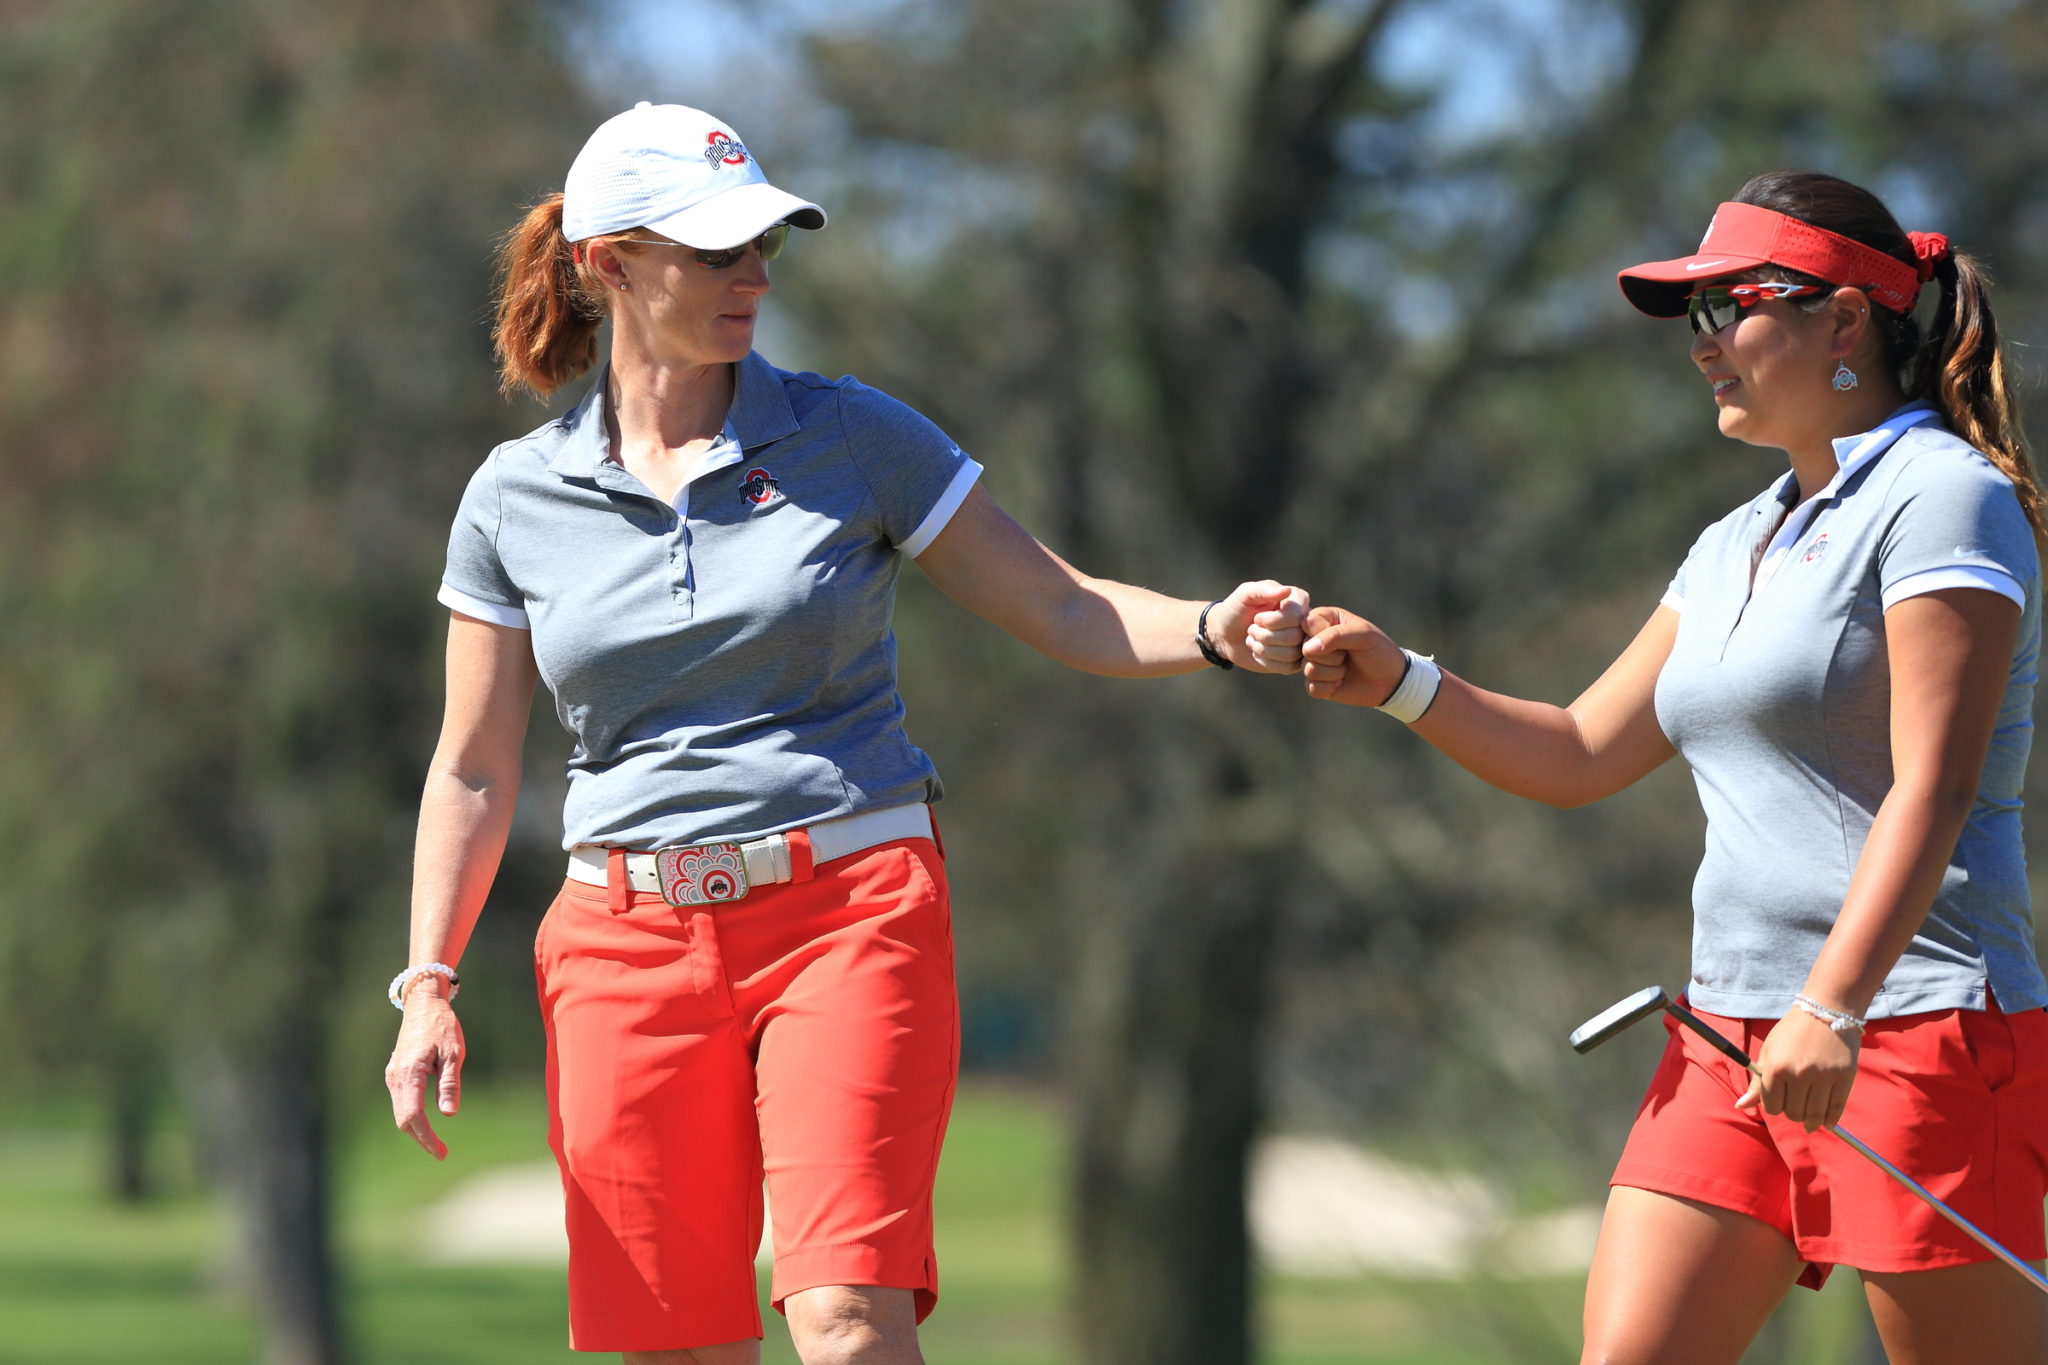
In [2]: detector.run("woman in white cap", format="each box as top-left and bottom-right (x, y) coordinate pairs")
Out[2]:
(1291, 170), (2048, 1363)
(382, 102), (1308, 1364)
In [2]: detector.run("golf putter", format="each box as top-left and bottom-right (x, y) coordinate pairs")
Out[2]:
(1572, 985), (2048, 1297)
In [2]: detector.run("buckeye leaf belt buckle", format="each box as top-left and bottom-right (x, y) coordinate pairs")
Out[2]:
(655, 843), (750, 905)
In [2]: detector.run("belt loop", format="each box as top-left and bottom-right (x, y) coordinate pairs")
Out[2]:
(786, 828), (815, 884)
(606, 846), (630, 915)
(926, 807), (945, 859)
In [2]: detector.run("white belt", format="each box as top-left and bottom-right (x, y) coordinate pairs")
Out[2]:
(567, 803), (933, 903)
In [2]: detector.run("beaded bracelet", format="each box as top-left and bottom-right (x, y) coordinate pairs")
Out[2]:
(1793, 993), (1865, 1034)
(388, 962), (461, 1011)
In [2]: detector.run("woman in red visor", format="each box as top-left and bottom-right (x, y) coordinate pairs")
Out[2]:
(1294, 171), (2048, 1363)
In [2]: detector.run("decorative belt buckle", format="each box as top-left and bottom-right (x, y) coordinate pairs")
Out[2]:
(654, 842), (750, 905)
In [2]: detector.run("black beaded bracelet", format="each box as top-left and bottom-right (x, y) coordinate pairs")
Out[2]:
(1196, 599), (1234, 670)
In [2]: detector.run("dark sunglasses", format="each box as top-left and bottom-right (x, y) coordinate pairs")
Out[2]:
(1686, 281), (1831, 335)
(620, 222), (791, 270)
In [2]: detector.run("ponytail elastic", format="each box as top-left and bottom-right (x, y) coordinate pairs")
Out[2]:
(1907, 231), (1952, 283)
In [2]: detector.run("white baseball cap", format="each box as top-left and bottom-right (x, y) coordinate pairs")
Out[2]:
(562, 102), (826, 250)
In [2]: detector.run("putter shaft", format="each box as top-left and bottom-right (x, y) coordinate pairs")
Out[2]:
(1574, 986), (2048, 1297)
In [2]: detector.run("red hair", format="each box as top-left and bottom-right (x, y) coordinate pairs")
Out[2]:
(490, 193), (642, 401)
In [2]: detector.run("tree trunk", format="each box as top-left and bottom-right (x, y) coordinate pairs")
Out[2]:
(193, 1010), (345, 1365)
(107, 1046), (155, 1204)
(1071, 824), (1274, 1365)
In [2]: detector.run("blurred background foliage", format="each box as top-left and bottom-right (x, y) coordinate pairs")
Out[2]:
(4, 0), (2048, 1361)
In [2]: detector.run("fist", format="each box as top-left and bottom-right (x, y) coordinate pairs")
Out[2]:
(1300, 606), (1406, 707)
(1216, 580), (1311, 673)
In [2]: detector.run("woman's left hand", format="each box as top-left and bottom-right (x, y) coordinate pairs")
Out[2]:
(1737, 1007), (1861, 1132)
(1220, 580), (1311, 672)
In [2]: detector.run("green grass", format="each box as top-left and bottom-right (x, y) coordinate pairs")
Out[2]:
(0, 1082), (1857, 1364)
(0, 1126), (255, 1363)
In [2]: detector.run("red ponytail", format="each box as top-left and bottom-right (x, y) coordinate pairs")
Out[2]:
(490, 193), (632, 401)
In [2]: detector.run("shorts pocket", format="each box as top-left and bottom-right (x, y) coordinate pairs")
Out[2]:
(533, 881), (578, 983)
(899, 842), (953, 946)
(1959, 1005), (2019, 1094)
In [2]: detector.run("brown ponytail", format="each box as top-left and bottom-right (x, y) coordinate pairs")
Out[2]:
(1920, 251), (2046, 543)
(1734, 171), (2046, 546)
(490, 193), (636, 401)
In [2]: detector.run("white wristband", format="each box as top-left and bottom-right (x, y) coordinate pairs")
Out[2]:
(388, 962), (460, 1011)
(1376, 649), (1442, 724)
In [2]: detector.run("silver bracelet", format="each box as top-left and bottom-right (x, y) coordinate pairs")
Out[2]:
(1376, 649), (1442, 724)
(388, 962), (461, 1011)
(1793, 994), (1865, 1034)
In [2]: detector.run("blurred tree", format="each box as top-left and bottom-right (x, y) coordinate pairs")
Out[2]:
(5, 0), (2048, 1361)
(710, 0), (2048, 1360)
(769, 1), (1711, 1359)
(0, 1), (590, 1360)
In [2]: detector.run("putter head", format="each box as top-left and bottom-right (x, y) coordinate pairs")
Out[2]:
(1569, 985), (1670, 1053)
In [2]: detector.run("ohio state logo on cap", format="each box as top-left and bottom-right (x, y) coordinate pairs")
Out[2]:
(704, 131), (750, 167)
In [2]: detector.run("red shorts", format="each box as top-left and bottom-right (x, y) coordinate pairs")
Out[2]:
(1611, 998), (2048, 1288)
(534, 835), (958, 1352)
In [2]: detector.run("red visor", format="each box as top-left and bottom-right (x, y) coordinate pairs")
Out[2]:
(1617, 202), (1924, 318)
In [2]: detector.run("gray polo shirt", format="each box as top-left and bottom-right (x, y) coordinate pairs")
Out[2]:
(1655, 406), (2047, 1019)
(439, 352), (981, 850)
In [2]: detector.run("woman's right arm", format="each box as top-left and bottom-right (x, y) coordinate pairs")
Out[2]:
(1298, 604), (1679, 807)
(384, 611), (539, 1159)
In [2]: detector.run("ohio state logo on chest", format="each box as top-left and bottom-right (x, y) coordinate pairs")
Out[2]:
(738, 467), (781, 506)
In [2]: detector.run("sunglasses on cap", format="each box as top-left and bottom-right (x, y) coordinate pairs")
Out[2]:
(1686, 281), (1832, 335)
(617, 222), (791, 270)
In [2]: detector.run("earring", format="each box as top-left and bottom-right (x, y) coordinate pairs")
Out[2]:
(1831, 360), (1858, 392)
(619, 281), (630, 291)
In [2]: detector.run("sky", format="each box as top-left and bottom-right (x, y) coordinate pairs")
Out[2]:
(578, 0), (1630, 151)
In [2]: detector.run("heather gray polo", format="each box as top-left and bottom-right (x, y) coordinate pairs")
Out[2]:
(1655, 409), (2047, 1019)
(439, 351), (981, 850)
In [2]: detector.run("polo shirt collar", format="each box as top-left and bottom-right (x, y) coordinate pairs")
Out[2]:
(729, 350), (799, 450)
(543, 353), (797, 484)
(1830, 400), (1939, 484)
(1770, 400), (1940, 508)
(543, 372), (613, 481)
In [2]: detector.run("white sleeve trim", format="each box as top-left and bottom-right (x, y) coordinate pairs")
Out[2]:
(438, 582), (531, 630)
(1881, 565), (2025, 612)
(900, 458), (984, 558)
(1659, 589), (1685, 613)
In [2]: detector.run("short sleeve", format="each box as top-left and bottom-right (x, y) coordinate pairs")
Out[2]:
(834, 384), (983, 556)
(1661, 563), (1687, 613)
(1662, 523), (1715, 614)
(440, 455), (530, 630)
(1879, 453), (2037, 613)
